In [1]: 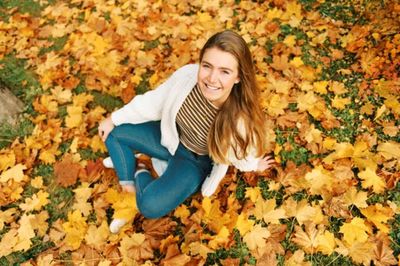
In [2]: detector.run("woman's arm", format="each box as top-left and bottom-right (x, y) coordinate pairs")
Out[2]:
(111, 64), (197, 126)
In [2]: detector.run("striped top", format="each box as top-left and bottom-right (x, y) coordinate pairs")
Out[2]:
(176, 84), (219, 155)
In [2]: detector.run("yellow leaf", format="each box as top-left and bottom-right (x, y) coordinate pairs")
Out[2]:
(85, 220), (110, 250)
(90, 135), (106, 153)
(313, 81), (329, 94)
(0, 208), (17, 231)
(360, 204), (394, 233)
(358, 168), (386, 193)
(266, 75), (293, 95)
(31, 176), (44, 189)
(174, 204), (190, 220)
(39, 144), (60, 164)
(285, 249), (312, 266)
(339, 217), (371, 245)
(316, 230), (336, 255)
(245, 187), (261, 203)
(332, 95), (351, 110)
(290, 56), (304, 68)
(0, 229), (18, 257)
(243, 224), (270, 250)
(264, 93), (288, 116)
(283, 199), (323, 225)
(292, 224), (319, 254)
(201, 197), (231, 232)
(30, 211), (49, 237)
(335, 239), (374, 265)
(322, 137), (337, 150)
(62, 210), (88, 250)
(296, 91), (317, 112)
(385, 95), (400, 114)
(375, 104), (387, 120)
(97, 261), (112, 266)
(253, 198), (287, 225)
(235, 213), (254, 235)
(266, 7), (283, 20)
(208, 226), (230, 249)
(305, 165), (334, 195)
(283, 35), (296, 47)
(328, 81), (347, 94)
(342, 187), (368, 209)
(112, 192), (138, 221)
(187, 241), (213, 259)
(119, 233), (146, 258)
(0, 164), (26, 183)
(37, 254), (55, 266)
(136, 50), (156, 67)
(0, 151), (15, 171)
(72, 93), (93, 107)
(51, 86), (72, 104)
(14, 214), (35, 252)
(361, 102), (375, 115)
(323, 142), (354, 164)
(377, 141), (400, 160)
(65, 105), (83, 128)
(305, 125), (323, 144)
(19, 190), (49, 212)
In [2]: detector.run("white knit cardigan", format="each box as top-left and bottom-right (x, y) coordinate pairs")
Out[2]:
(111, 64), (261, 196)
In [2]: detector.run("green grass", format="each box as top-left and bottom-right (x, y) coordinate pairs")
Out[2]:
(205, 229), (256, 266)
(0, 118), (34, 149)
(0, 237), (54, 265)
(0, 55), (42, 106)
(0, 0), (57, 20)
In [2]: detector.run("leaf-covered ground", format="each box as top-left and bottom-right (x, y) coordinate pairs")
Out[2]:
(0, 0), (399, 265)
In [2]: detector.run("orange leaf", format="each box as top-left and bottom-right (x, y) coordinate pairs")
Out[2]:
(54, 154), (82, 187)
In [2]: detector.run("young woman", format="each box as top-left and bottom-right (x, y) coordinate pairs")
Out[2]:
(98, 30), (275, 233)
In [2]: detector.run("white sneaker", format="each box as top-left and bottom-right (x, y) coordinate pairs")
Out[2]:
(151, 158), (168, 176)
(109, 218), (127, 234)
(134, 169), (150, 179)
(103, 157), (114, 168)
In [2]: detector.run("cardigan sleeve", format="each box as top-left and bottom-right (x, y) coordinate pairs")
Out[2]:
(201, 163), (229, 197)
(111, 64), (194, 125)
(227, 117), (262, 172)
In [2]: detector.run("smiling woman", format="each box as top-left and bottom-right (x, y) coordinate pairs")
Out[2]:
(197, 47), (240, 108)
(98, 30), (276, 233)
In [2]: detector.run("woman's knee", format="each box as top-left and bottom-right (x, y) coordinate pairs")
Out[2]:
(137, 199), (166, 219)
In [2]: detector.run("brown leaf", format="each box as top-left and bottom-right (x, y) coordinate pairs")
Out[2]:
(54, 154), (82, 187)
(79, 158), (104, 183)
(221, 258), (241, 266)
(160, 244), (191, 266)
(142, 217), (177, 249)
(72, 244), (102, 266)
(372, 233), (398, 266)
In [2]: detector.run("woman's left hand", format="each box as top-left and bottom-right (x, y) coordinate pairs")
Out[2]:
(256, 155), (277, 172)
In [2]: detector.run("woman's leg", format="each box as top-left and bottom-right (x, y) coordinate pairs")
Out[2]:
(105, 121), (171, 184)
(135, 144), (212, 219)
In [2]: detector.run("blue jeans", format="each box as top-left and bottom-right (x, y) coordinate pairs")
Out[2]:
(105, 121), (212, 219)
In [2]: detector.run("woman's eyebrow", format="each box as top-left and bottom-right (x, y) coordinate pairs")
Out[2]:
(202, 60), (234, 72)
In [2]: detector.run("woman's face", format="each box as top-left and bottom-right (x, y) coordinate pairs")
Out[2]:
(197, 47), (240, 108)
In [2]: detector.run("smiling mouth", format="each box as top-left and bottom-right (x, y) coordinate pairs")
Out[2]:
(205, 84), (220, 91)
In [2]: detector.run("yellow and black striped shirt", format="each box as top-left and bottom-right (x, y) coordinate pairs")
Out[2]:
(176, 84), (219, 155)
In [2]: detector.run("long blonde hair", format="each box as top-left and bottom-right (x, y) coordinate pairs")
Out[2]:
(202, 30), (267, 163)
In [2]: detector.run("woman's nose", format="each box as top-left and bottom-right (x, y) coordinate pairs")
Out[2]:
(208, 70), (218, 83)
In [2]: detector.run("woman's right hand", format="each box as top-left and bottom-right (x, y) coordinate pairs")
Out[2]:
(98, 116), (115, 142)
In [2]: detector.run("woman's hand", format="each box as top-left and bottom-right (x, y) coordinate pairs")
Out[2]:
(98, 116), (115, 142)
(257, 154), (277, 172)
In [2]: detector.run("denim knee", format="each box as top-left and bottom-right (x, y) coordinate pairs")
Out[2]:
(137, 197), (166, 219)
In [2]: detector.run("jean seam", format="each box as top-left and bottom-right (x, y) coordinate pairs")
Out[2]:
(113, 136), (130, 182)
